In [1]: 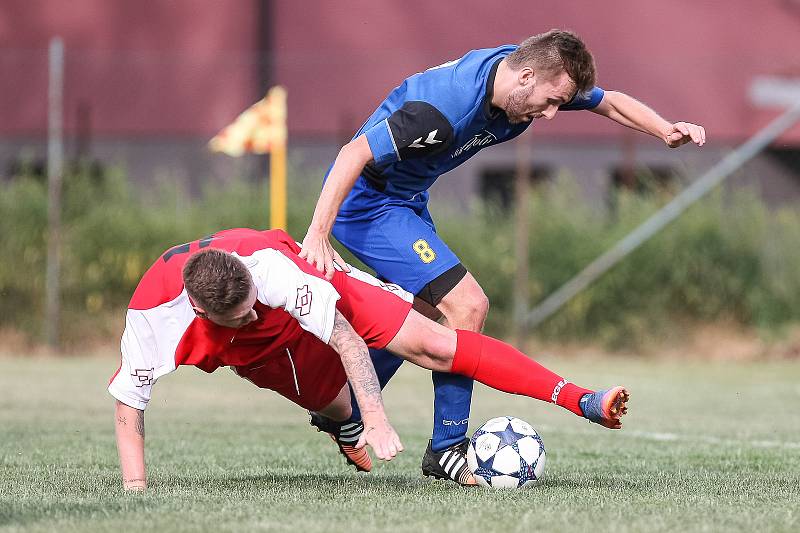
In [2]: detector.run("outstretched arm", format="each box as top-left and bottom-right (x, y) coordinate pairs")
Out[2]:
(300, 135), (373, 279)
(592, 90), (706, 148)
(114, 400), (146, 491)
(327, 310), (403, 460)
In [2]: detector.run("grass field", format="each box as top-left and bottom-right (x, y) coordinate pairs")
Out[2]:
(1, 352), (799, 532)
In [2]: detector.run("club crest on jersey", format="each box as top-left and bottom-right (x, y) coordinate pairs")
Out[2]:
(296, 285), (313, 316)
(131, 368), (154, 387)
(451, 130), (497, 158)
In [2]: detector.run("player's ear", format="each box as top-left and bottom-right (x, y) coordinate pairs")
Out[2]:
(519, 67), (534, 86)
(186, 292), (207, 319)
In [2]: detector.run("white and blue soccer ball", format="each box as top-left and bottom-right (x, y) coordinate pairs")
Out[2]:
(467, 416), (546, 489)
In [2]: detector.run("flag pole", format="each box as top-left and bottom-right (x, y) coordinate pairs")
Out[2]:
(269, 143), (286, 230)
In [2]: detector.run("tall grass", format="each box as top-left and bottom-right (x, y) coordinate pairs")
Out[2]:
(1, 169), (799, 347)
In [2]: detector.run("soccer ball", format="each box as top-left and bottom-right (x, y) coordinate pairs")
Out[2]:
(467, 416), (546, 488)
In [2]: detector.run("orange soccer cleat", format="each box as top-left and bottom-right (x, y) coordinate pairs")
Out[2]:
(309, 412), (372, 472)
(579, 386), (630, 429)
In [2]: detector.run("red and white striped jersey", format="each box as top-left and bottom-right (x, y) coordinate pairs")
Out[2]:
(108, 228), (355, 410)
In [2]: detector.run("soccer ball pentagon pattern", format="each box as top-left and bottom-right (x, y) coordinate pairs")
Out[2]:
(467, 416), (546, 488)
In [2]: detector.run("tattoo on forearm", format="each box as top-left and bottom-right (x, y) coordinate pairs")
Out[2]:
(330, 311), (383, 410)
(134, 410), (145, 438)
(117, 416), (127, 426)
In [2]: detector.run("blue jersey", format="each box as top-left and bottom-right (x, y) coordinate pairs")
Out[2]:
(338, 44), (604, 212)
(331, 44), (604, 295)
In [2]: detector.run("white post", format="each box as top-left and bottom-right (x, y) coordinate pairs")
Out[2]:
(45, 37), (64, 349)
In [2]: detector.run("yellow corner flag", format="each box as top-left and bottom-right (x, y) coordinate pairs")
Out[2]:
(209, 86), (288, 229)
(209, 86), (287, 156)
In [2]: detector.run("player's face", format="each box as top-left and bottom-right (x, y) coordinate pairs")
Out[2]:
(204, 282), (259, 329)
(504, 69), (576, 124)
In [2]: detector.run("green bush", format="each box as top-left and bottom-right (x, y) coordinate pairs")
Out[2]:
(437, 178), (800, 346)
(0, 168), (298, 343)
(0, 176), (49, 333)
(2, 168), (799, 347)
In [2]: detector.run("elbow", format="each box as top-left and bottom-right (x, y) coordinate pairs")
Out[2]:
(336, 142), (351, 160)
(604, 90), (627, 103)
(337, 136), (373, 167)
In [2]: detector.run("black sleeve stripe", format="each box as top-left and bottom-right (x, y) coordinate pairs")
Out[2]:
(387, 101), (454, 160)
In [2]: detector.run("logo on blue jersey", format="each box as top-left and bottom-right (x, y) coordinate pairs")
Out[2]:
(451, 130), (497, 159)
(409, 129), (443, 149)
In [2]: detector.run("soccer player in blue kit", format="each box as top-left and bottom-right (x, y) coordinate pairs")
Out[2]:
(300, 29), (706, 485)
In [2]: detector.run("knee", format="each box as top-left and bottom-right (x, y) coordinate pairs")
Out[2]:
(449, 289), (489, 331)
(473, 291), (490, 322)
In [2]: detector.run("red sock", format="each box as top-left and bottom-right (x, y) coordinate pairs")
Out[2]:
(450, 329), (592, 416)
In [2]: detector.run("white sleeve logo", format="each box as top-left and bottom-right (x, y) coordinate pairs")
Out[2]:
(131, 367), (155, 387)
(409, 129), (443, 148)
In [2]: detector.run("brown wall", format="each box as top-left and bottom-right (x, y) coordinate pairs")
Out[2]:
(273, 1), (800, 143)
(0, 0), (261, 136)
(3, 1), (800, 143)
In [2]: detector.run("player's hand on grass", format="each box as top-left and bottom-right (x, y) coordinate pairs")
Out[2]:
(300, 228), (350, 280)
(356, 415), (404, 461)
(665, 121), (706, 148)
(123, 479), (146, 492)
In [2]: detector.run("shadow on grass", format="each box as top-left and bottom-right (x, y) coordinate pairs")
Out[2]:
(149, 471), (430, 493)
(164, 471), (628, 494)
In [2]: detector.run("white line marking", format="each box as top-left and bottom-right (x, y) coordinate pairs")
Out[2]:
(533, 424), (800, 450)
(625, 430), (800, 449)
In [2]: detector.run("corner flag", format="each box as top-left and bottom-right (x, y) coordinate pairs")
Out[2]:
(209, 86), (288, 229)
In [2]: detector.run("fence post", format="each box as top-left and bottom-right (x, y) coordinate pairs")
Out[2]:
(511, 136), (531, 344)
(45, 37), (64, 349)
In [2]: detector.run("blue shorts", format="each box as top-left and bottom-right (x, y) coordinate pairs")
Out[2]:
(332, 182), (460, 295)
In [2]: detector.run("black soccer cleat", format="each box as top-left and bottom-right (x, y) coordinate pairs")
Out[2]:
(421, 438), (477, 486)
(309, 412), (372, 472)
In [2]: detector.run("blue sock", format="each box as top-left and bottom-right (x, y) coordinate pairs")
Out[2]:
(431, 372), (474, 452)
(348, 348), (404, 423)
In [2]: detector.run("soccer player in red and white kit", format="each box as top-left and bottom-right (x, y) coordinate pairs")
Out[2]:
(109, 228), (628, 490)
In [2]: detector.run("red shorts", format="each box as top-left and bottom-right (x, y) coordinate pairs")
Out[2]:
(232, 333), (348, 411)
(233, 266), (413, 411)
(328, 265), (413, 349)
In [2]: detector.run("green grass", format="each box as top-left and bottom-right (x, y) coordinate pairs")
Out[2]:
(1, 353), (799, 532)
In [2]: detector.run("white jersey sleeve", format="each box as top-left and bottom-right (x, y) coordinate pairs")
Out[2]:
(108, 291), (195, 410)
(244, 249), (341, 343)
